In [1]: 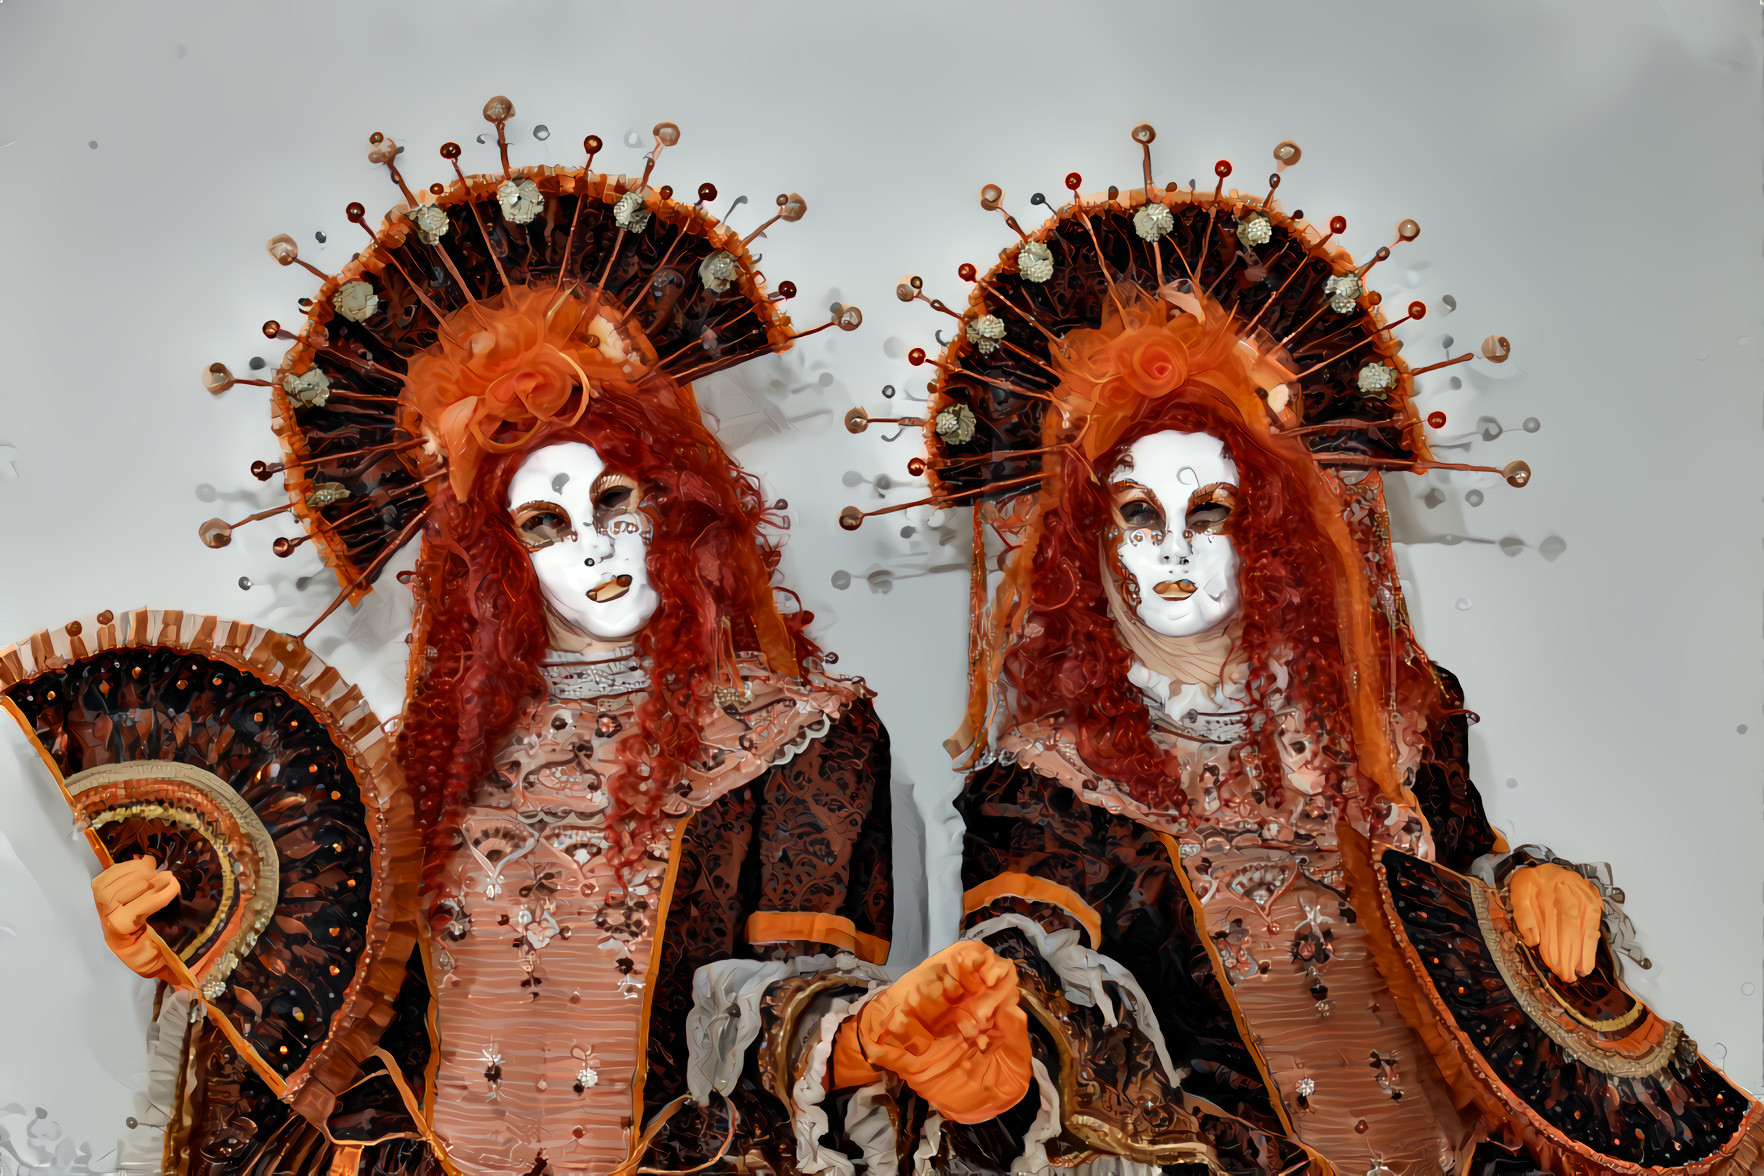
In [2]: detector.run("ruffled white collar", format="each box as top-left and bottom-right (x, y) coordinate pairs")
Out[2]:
(1127, 660), (1251, 744)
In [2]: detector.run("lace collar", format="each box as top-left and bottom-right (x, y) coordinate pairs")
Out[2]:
(538, 647), (648, 701)
(1127, 660), (1251, 745)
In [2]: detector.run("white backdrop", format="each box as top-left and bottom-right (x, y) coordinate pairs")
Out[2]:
(0, 1), (1759, 1168)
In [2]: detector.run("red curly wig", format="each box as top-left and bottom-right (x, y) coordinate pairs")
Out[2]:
(396, 387), (815, 893)
(1003, 387), (1441, 815)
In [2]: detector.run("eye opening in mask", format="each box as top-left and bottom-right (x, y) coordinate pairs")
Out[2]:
(1184, 483), (1238, 535)
(1109, 481), (1166, 534)
(589, 470), (643, 530)
(511, 500), (575, 551)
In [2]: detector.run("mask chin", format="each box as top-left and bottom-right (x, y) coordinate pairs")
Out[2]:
(1132, 582), (1239, 638)
(547, 581), (660, 643)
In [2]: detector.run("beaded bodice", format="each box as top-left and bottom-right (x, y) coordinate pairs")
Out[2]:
(425, 657), (863, 1175)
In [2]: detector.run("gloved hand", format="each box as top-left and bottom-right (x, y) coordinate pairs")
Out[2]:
(830, 939), (1032, 1124)
(91, 856), (180, 981)
(1509, 862), (1603, 983)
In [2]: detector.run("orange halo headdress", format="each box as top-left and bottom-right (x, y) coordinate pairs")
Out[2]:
(841, 125), (1528, 775)
(200, 98), (860, 669)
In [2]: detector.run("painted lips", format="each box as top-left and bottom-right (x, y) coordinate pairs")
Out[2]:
(1153, 579), (1198, 601)
(587, 575), (634, 603)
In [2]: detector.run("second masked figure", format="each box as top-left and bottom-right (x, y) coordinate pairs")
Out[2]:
(841, 130), (1763, 1174)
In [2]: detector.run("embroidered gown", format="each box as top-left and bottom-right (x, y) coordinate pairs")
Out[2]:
(421, 652), (895, 1174)
(938, 667), (1764, 1175)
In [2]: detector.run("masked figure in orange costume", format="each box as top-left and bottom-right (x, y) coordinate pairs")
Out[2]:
(6, 102), (1025, 1176)
(840, 129), (1764, 1175)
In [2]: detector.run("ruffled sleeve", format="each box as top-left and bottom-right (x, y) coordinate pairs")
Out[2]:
(639, 696), (912, 1173)
(946, 760), (1302, 1173)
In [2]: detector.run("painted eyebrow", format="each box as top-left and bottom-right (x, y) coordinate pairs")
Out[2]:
(1182, 482), (1239, 521)
(1184, 481), (1237, 503)
(588, 470), (639, 501)
(1111, 479), (1164, 509)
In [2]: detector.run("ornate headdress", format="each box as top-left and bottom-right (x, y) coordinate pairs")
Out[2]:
(200, 97), (859, 660)
(841, 126), (1528, 769)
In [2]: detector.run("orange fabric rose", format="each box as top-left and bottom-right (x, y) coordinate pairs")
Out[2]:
(1049, 295), (1251, 460)
(1111, 320), (1192, 398)
(400, 284), (641, 498)
(464, 310), (582, 418)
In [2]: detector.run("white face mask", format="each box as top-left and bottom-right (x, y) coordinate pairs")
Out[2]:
(506, 442), (661, 644)
(1103, 429), (1243, 639)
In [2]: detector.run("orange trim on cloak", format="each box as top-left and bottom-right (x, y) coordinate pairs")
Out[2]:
(962, 871), (1104, 950)
(744, 911), (891, 967)
(629, 814), (697, 1149)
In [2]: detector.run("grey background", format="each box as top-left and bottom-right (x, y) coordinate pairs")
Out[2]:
(0, 0), (1758, 1166)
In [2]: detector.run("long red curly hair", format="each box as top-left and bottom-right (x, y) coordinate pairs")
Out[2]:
(1003, 389), (1440, 814)
(396, 388), (815, 894)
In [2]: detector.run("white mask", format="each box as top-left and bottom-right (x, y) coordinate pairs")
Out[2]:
(1103, 430), (1242, 639)
(506, 442), (660, 643)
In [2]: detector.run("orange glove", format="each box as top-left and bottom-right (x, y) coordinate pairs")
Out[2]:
(1509, 862), (1602, 983)
(91, 856), (181, 981)
(829, 940), (1031, 1124)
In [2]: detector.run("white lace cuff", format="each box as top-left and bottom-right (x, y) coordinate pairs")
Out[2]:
(684, 951), (884, 1103)
(790, 986), (891, 1176)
